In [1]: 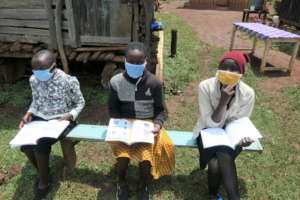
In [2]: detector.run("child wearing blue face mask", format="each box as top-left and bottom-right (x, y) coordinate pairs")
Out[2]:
(108, 42), (174, 200)
(18, 50), (85, 199)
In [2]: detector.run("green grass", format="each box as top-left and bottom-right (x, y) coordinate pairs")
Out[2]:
(0, 81), (31, 107)
(156, 13), (224, 95)
(1, 12), (300, 200)
(283, 86), (300, 110)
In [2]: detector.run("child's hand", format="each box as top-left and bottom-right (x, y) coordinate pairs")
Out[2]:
(152, 123), (162, 136)
(239, 137), (254, 147)
(19, 112), (32, 129)
(59, 113), (73, 121)
(220, 85), (235, 106)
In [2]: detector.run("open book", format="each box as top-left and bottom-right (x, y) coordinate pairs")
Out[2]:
(9, 120), (70, 148)
(105, 118), (155, 145)
(200, 117), (263, 150)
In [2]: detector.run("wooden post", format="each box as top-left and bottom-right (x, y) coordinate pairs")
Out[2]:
(65, 0), (80, 47)
(44, 0), (57, 49)
(170, 29), (177, 57)
(260, 40), (272, 73)
(55, 0), (69, 73)
(251, 37), (257, 54)
(288, 41), (300, 73)
(142, 0), (154, 52)
(132, 0), (139, 41)
(156, 30), (164, 82)
(229, 25), (237, 51)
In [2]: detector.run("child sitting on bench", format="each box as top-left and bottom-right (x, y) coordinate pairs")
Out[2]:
(108, 42), (174, 200)
(194, 51), (255, 200)
(18, 50), (85, 200)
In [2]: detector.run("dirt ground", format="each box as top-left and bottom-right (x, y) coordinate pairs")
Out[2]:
(0, 165), (21, 185)
(161, 1), (300, 93)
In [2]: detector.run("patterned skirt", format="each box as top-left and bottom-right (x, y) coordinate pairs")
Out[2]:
(109, 129), (175, 179)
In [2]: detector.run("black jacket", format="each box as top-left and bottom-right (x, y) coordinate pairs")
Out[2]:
(108, 70), (166, 127)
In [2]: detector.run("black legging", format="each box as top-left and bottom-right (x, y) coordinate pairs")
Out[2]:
(207, 151), (240, 200)
(116, 157), (152, 188)
(197, 135), (241, 200)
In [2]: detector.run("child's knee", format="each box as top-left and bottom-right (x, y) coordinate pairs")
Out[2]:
(20, 145), (34, 153)
(34, 145), (51, 155)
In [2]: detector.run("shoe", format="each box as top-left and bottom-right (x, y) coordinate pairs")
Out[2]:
(209, 193), (223, 200)
(33, 184), (51, 200)
(138, 186), (150, 200)
(216, 193), (223, 200)
(116, 184), (129, 200)
(33, 174), (52, 199)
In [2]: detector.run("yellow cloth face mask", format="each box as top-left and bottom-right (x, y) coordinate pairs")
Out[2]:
(216, 70), (242, 85)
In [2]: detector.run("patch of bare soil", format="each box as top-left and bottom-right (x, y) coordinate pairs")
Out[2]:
(166, 81), (199, 116)
(79, 103), (109, 125)
(0, 164), (22, 185)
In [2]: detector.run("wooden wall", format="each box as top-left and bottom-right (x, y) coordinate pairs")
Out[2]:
(0, 0), (71, 47)
(187, 0), (251, 10)
(0, 0), (154, 50)
(188, 0), (216, 9)
(72, 0), (132, 46)
(279, 0), (300, 27)
(0, 8), (52, 44)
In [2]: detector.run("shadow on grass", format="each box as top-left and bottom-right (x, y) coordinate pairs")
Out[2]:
(11, 155), (64, 200)
(11, 156), (248, 200)
(249, 53), (291, 77)
(152, 168), (247, 200)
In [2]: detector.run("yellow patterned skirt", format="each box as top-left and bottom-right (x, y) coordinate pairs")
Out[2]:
(109, 129), (175, 179)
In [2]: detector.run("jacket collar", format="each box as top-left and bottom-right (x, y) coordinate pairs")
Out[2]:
(123, 69), (149, 84)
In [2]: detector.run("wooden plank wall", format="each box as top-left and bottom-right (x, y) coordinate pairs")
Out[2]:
(188, 0), (250, 10)
(188, 0), (216, 9)
(279, 0), (300, 27)
(72, 0), (132, 45)
(229, 0), (250, 10)
(0, 1), (71, 46)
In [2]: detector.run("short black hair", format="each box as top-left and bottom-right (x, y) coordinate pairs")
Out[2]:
(125, 42), (146, 59)
(31, 49), (56, 68)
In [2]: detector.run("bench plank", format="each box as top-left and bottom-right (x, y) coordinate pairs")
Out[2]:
(67, 124), (263, 151)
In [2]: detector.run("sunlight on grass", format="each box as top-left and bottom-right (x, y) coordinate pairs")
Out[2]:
(283, 86), (300, 110)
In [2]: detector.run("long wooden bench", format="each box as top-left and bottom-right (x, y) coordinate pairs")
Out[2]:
(66, 124), (263, 151)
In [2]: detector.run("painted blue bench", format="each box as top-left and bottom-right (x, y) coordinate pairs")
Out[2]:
(66, 124), (263, 151)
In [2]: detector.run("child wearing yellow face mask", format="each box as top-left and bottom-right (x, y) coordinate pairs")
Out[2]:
(216, 70), (242, 86)
(194, 51), (255, 200)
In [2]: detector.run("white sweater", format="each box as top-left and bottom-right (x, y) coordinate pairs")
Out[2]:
(193, 77), (255, 138)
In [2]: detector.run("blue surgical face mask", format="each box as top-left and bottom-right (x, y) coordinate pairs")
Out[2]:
(125, 60), (146, 79)
(32, 64), (55, 81)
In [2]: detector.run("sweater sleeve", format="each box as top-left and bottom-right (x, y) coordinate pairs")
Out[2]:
(27, 77), (38, 114)
(68, 77), (85, 120)
(152, 82), (166, 127)
(198, 82), (226, 128)
(108, 86), (122, 118)
(235, 88), (255, 119)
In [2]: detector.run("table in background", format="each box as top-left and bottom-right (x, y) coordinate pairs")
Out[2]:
(230, 22), (300, 73)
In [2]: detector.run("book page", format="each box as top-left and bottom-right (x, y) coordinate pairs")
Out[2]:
(130, 120), (154, 145)
(105, 118), (132, 143)
(225, 117), (263, 147)
(201, 128), (235, 149)
(9, 120), (70, 148)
